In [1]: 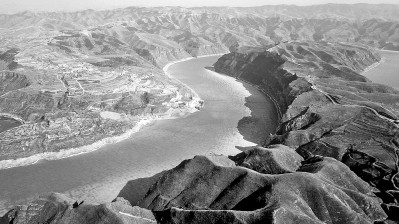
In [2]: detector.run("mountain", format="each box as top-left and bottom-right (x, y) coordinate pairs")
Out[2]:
(1, 4), (399, 50)
(1, 146), (387, 224)
(214, 41), (399, 221)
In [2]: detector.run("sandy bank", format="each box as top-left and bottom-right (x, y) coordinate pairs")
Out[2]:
(206, 69), (283, 122)
(380, 49), (399, 53)
(163, 53), (226, 99)
(0, 117), (155, 170)
(0, 113), (25, 124)
(362, 57), (386, 75)
(237, 78), (283, 121)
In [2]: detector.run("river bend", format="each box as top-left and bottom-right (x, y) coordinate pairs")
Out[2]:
(0, 55), (278, 214)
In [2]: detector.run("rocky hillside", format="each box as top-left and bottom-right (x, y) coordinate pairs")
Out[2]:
(0, 37), (201, 165)
(214, 41), (399, 221)
(1, 146), (387, 224)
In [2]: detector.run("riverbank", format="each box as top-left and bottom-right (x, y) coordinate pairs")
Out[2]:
(207, 69), (282, 122)
(0, 116), (152, 169)
(362, 50), (399, 90)
(163, 53), (226, 100)
(237, 78), (283, 121)
(0, 117), (22, 134)
(381, 49), (399, 53)
(205, 67), (283, 123)
(361, 49), (399, 75)
(0, 54), (223, 170)
(362, 56), (386, 75)
(0, 113), (25, 124)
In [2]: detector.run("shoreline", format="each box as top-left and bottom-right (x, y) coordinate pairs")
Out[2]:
(234, 78), (283, 122)
(163, 53), (226, 101)
(363, 49), (399, 75)
(162, 53), (227, 115)
(242, 83), (282, 143)
(380, 49), (399, 53)
(0, 117), (155, 170)
(361, 49), (399, 75)
(362, 57), (386, 75)
(0, 113), (25, 124)
(0, 108), (198, 170)
(0, 53), (227, 170)
(206, 68), (283, 122)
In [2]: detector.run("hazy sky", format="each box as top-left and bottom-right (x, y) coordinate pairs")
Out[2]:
(2, 0), (398, 14)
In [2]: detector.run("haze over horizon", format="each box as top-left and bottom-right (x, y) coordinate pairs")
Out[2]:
(1, 0), (398, 14)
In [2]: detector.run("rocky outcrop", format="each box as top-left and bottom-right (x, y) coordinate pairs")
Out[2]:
(2, 146), (387, 224)
(228, 144), (303, 174)
(137, 146), (386, 223)
(0, 72), (29, 96)
(0, 193), (156, 224)
(0, 48), (20, 70)
(214, 41), (399, 221)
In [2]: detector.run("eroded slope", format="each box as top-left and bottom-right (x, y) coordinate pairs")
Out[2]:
(214, 41), (399, 221)
(1, 146), (387, 224)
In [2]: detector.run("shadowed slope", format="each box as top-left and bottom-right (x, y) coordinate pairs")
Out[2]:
(1, 146), (387, 223)
(0, 193), (156, 224)
(138, 146), (386, 224)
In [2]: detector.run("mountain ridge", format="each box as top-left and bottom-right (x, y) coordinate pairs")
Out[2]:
(213, 41), (399, 221)
(3, 4), (399, 18)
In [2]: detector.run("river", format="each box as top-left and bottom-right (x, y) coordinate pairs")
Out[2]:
(0, 117), (21, 133)
(363, 50), (399, 90)
(0, 55), (278, 214)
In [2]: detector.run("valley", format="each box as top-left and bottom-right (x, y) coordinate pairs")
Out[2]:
(0, 55), (278, 215)
(1, 3), (399, 224)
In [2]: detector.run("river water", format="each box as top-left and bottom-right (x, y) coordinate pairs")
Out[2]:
(0, 117), (21, 133)
(363, 50), (399, 90)
(0, 55), (278, 214)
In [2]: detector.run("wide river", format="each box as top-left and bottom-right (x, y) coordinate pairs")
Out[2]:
(0, 55), (278, 214)
(363, 50), (399, 90)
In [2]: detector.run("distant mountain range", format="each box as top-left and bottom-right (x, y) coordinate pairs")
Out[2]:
(1, 4), (398, 52)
